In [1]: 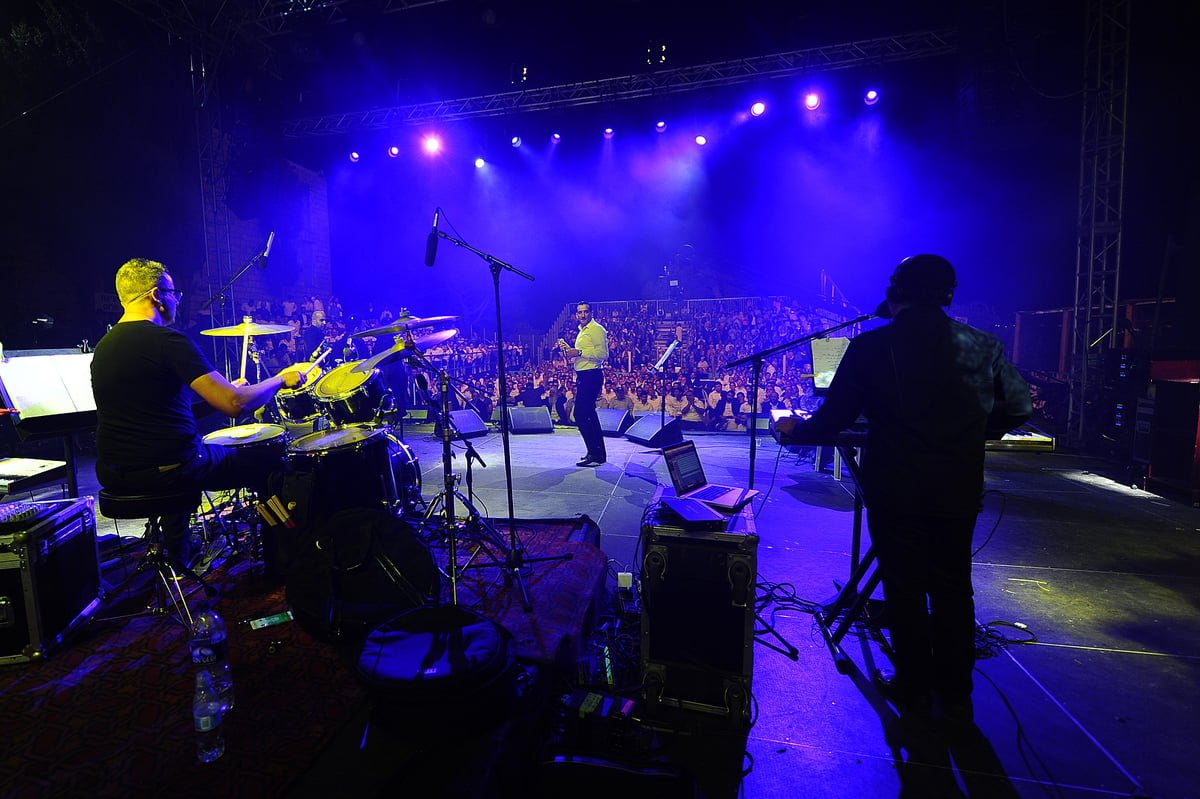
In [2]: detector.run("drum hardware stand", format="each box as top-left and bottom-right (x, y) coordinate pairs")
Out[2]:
(431, 219), (572, 612)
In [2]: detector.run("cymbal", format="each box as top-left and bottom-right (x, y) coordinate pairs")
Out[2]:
(201, 321), (293, 337)
(351, 328), (458, 373)
(350, 315), (458, 338)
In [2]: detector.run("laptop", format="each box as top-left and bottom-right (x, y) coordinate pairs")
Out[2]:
(662, 440), (759, 511)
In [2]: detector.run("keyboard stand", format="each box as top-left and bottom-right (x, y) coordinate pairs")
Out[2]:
(814, 443), (887, 673)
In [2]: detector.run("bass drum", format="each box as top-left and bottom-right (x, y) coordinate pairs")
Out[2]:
(287, 425), (421, 517)
(312, 361), (389, 426)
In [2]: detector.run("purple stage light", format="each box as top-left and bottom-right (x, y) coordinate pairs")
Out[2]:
(474, 157), (486, 168)
(422, 137), (441, 154)
(551, 133), (562, 143)
(864, 89), (880, 106)
(511, 136), (522, 147)
(603, 127), (615, 138)
(387, 145), (400, 158)
(695, 135), (707, 146)
(349, 151), (360, 162)
(803, 93), (821, 111)
(750, 102), (766, 117)
(655, 121), (667, 132)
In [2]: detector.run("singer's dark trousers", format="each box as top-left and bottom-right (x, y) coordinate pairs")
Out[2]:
(574, 367), (606, 463)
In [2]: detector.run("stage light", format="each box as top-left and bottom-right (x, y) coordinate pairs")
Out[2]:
(387, 145), (400, 158)
(551, 133), (562, 143)
(655, 121), (667, 132)
(475, 157), (486, 168)
(511, 136), (522, 148)
(603, 127), (614, 138)
(864, 89), (880, 106)
(422, 137), (441, 154)
(348, 151), (360, 163)
(695, 135), (707, 146)
(750, 102), (766, 117)
(803, 93), (821, 111)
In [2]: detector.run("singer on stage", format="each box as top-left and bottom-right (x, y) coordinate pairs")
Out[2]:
(775, 254), (1032, 725)
(558, 301), (608, 467)
(91, 258), (307, 567)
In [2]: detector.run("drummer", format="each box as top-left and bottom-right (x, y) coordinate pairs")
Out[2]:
(90, 258), (307, 568)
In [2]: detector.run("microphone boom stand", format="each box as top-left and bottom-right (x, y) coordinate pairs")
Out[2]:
(722, 311), (875, 488)
(433, 229), (571, 612)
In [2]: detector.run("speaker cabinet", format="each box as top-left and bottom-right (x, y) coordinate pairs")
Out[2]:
(639, 520), (757, 728)
(448, 409), (488, 439)
(597, 408), (633, 436)
(624, 415), (682, 448)
(507, 405), (554, 434)
(0, 498), (101, 664)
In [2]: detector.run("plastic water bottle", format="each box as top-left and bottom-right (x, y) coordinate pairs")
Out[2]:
(190, 602), (234, 711)
(193, 670), (225, 763)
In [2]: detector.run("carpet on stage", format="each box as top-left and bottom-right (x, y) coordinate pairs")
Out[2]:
(0, 515), (605, 799)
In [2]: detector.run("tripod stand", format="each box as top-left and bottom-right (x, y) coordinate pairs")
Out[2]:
(430, 218), (571, 611)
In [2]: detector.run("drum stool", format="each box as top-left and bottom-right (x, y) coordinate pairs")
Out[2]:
(96, 487), (207, 627)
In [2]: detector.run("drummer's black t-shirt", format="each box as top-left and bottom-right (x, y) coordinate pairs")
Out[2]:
(91, 321), (215, 470)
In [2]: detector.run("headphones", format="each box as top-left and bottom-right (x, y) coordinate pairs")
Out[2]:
(887, 254), (956, 308)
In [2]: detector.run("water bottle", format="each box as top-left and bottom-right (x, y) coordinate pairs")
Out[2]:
(190, 602), (234, 711)
(193, 670), (225, 763)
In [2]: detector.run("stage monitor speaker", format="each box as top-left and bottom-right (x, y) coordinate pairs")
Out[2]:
(449, 409), (488, 439)
(624, 415), (682, 448)
(597, 408), (633, 436)
(507, 406), (554, 434)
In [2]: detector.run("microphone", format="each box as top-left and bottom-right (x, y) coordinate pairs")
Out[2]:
(260, 231), (274, 268)
(873, 300), (893, 319)
(424, 208), (440, 266)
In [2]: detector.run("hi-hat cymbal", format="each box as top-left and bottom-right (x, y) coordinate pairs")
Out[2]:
(350, 315), (458, 338)
(351, 328), (458, 373)
(201, 321), (293, 337)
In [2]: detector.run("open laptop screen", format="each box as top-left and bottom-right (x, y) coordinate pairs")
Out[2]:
(662, 441), (706, 495)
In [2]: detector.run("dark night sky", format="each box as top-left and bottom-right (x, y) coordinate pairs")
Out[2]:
(1, 0), (1196, 353)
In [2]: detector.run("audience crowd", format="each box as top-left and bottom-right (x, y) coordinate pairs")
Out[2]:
(184, 294), (860, 433)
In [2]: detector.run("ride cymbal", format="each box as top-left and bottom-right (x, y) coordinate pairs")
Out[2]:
(201, 321), (294, 336)
(350, 315), (458, 338)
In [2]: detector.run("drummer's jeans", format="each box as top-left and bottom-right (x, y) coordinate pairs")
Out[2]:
(96, 443), (280, 565)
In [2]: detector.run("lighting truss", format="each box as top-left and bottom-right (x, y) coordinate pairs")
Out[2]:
(280, 28), (959, 138)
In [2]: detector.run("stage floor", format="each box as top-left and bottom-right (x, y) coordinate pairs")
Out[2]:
(7, 419), (1200, 798)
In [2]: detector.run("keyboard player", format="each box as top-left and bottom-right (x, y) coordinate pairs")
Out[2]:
(774, 254), (1032, 725)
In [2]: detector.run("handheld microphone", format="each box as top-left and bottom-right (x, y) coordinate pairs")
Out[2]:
(260, 231), (274, 268)
(424, 208), (440, 266)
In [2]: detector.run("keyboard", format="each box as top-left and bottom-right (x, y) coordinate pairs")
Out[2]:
(688, 485), (729, 501)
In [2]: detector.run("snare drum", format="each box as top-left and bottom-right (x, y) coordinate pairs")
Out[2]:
(312, 361), (390, 426)
(275, 362), (325, 423)
(287, 425), (421, 514)
(202, 423), (289, 461)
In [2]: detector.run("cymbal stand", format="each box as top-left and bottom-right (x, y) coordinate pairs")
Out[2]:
(199, 233), (272, 379)
(413, 353), (509, 605)
(432, 220), (571, 611)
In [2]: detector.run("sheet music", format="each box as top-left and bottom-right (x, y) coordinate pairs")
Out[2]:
(0, 353), (96, 418)
(810, 337), (850, 390)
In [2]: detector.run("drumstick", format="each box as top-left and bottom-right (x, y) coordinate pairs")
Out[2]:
(302, 348), (333, 375)
(240, 329), (250, 382)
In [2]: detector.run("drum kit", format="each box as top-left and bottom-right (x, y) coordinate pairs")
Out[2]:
(198, 312), (461, 519)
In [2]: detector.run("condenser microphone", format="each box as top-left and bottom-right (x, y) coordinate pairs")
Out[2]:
(424, 208), (440, 266)
(260, 231), (274, 268)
